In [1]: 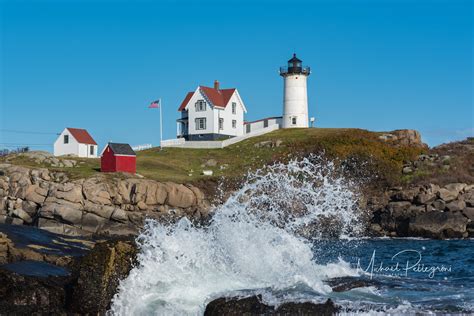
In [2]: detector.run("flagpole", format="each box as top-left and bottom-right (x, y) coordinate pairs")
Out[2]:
(159, 98), (163, 147)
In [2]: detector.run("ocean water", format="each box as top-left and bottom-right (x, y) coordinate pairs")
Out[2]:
(315, 238), (474, 314)
(110, 157), (474, 315)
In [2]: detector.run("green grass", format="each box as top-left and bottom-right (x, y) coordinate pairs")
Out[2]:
(1, 128), (426, 187)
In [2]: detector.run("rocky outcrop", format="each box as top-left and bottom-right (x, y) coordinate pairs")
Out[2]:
(370, 182), (474, 238)
(378, 129), (427, 148)
(5, 151), (79, 168)
(401, 153), (453, 175)
(0, 226), (136, 315)
(0, 268), (73, 314)
(204, 296), (339, 316)
(0, 164), (210, 237)
(0, 223), (92, 267)
(70, 239), (137, 314)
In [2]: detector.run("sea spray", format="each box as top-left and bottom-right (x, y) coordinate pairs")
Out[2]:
(110, 157), (364, 315)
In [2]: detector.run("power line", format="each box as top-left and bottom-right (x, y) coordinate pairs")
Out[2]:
(0, 129), (59, 135)
(0, 142), (52, 146)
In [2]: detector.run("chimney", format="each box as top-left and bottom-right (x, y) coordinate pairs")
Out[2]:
(214, 80), (220, 90)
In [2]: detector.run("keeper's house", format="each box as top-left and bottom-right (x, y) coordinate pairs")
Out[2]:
(100, 143), (136, 174)
(177, 80), (247, 140)
(54, 128), (98, 158)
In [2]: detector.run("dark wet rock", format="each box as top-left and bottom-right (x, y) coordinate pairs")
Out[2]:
(70, 238), (138, 314)
(0, 224), (139, 315)
(408, 211), (468, 238)
(0, 268), (72, 314)
(0, 224), (142, 313)
(325, 277), (378, 292)
(0, 223), (92, 266)
(204, 295), (339, 316)
(2, 260), (70, 277)
(371, 182), (474, 238)
(467, 222), (474, 236)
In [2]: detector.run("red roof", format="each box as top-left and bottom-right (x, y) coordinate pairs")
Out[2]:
(66, 128), (97, 145)
(178, 86), (236, 111)
(178, 92), (194, 112)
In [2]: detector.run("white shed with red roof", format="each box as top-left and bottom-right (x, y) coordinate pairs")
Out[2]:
(54, 127), (98, 158)
(177, 80), (247, 141)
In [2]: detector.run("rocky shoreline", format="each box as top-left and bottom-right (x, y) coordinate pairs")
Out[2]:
(2, 162), (473, 240)
(0, 227), (370, 314)
(0, 138), (473, 314)
(204, 296), (339, 316)
(0, 164), (210, 237)
(369, 182), (474, 238)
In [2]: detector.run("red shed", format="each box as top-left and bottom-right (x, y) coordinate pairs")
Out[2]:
(101, 143), (136, 173)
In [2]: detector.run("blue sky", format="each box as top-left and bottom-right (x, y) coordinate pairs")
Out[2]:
(1, 0), (472, 150)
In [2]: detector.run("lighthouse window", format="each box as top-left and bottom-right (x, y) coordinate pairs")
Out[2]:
(195, 100), (206, 112)
(219, 118), (224, 130)
(292, 117), (297, 125)
(195, 118), (206, 130)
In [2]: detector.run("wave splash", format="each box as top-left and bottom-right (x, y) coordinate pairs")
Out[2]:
(110, 157), (364, 315)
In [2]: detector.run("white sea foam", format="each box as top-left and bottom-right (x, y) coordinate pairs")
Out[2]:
(110, 157), (364, 315)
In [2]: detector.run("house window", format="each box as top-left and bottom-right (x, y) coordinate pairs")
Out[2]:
(195, 100), (206, 112)
(292, 117), (297, 125)
(64, 135), (69, 144)
(195, 118), (206, 130)
(232, 120), (237, 128)
(232, 102), (236, 114)
(219, 118), (224, 130)
(246, 124), (251, 133)
(90, 146), (94, 155)
(264, 119), (269, 128)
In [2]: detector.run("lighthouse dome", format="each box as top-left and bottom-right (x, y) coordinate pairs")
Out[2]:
(280, 53), (310, 76)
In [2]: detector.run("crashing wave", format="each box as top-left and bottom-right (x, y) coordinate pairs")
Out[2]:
(110, 157), (364, 315)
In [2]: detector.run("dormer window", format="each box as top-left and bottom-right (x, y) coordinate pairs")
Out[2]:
(195, 100), (206, 112)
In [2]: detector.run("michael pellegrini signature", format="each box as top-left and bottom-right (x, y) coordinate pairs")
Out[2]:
(356, 249), (452, 279)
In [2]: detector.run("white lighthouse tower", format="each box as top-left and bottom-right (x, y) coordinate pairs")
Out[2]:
(280, 54), (311, 128)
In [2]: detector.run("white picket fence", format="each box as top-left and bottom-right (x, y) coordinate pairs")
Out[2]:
(160, 138), (186, 147)
(132, 144), (152, 151)
(161, 124), (280, 149)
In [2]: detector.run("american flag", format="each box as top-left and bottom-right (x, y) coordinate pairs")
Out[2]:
(149, 100), (160, 108)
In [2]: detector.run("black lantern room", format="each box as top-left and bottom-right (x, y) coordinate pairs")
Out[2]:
(280, 53), (310, 76)
(288, 54), (303, 73)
